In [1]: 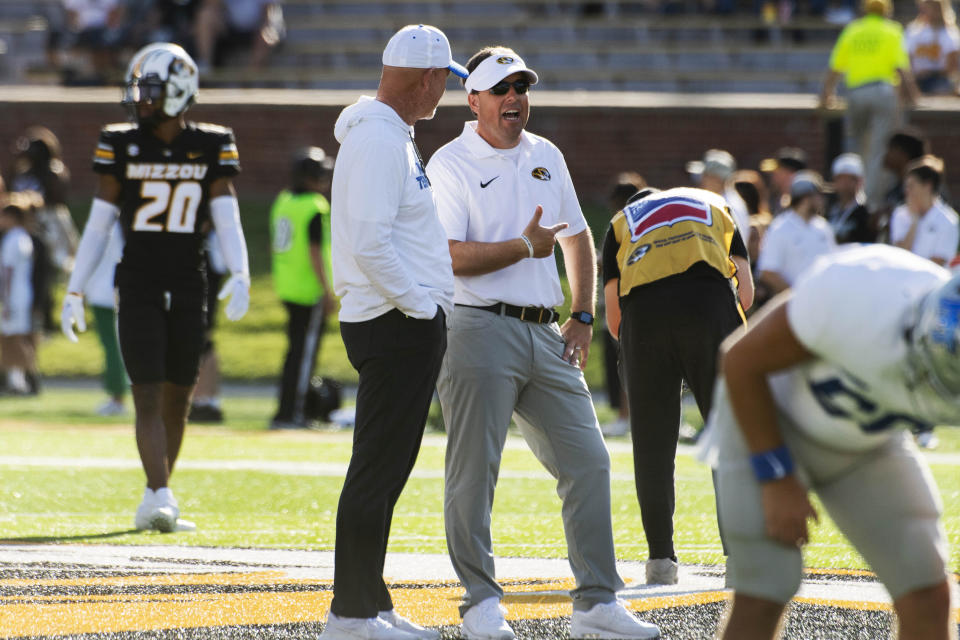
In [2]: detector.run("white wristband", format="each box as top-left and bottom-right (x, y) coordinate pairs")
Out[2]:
(519, 234), (534, 259)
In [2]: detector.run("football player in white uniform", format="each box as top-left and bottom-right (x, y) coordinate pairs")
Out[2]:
(709, 243), (958, 640)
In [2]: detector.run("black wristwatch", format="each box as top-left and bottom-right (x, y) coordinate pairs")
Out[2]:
(570, 311), (594, 325)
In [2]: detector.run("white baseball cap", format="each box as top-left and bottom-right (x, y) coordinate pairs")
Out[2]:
(831, 152), (864, 178)
(464, 50), (539, 92)
(685, 149), (736, 180)
(382, 24), (468, 78)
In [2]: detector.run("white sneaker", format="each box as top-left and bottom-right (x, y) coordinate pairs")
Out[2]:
(378, 610), (439, 640)
(96, 399), (127, 416)
(134, 488), (156, 530)
(645, 557), (678, 585)
(462, 597), (515, 640)
(570, 600), (661, 639)
(320, 612), (418, 639)
(134, 487), (180, 533)
(600, 417), (630, 437)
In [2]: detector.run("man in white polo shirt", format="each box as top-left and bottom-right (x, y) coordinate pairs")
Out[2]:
(426, 47), (661, 640)
(890, 155), (959, 267)
(323, 24), (466, 640)
(756, 171), (837, 296)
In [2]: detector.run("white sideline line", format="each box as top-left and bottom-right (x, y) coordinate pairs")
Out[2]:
(0, 455), (653, 481)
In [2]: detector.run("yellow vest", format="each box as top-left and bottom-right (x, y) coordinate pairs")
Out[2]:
(829, 14), (910, 88)
(611, 187), (738, 298)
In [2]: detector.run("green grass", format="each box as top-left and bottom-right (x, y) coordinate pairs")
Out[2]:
(40, 200), (614, 387)
(1, 389), (959, 575)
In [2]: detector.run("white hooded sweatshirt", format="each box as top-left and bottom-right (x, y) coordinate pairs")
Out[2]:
(331, 96), (454, 322)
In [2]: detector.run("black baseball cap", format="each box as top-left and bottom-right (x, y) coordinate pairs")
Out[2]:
(760, 147), (808, 172)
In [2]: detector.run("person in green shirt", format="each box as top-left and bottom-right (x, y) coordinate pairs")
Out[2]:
(820, 0), (920, 211)
(269, 146), (336, 429)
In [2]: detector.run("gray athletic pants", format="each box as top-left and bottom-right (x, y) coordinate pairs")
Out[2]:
(845, 81), (901, 209)
(437, 305), (624, 616)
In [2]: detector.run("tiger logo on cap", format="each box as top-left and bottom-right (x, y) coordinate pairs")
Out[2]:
(496, 56), (515, 64)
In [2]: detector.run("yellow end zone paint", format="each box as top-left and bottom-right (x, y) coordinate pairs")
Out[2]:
(2, 571), (956, 637)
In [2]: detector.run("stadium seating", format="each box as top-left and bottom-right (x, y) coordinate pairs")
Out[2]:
(0, 0), (914, 93)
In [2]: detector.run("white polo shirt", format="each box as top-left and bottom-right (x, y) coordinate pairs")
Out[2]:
(331, 96), (454, 322)
(426, 121), (587, 308)
(756, 209), (836, 286)
(889, 198), (960, 263)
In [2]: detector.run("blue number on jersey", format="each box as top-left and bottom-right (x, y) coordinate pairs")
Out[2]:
(809, 376), (930, 433)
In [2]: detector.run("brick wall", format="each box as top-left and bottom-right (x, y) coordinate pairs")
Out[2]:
(2, 91), (957, 211)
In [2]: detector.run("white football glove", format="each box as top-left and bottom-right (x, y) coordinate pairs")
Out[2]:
(61, 292), (86, 343)
(218, 272), (250, 321)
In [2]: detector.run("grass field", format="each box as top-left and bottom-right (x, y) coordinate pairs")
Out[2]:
(38, 199), (615, 387)
(1, 388), (958, 576)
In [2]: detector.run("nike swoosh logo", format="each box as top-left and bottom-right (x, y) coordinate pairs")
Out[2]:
(480, 176), (499, 188)
(187, 151), (203, 159)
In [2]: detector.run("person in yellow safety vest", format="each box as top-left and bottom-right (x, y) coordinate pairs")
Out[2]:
(269, 146), (335, 429)
(820, 0), (921, 210)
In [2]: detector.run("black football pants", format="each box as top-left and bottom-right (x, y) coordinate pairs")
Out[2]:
(330, 307), (446, 619)
(274, 301), (326, 424)
(618, 276), (742, 561)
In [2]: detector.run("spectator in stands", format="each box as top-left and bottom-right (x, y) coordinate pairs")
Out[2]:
(9, 126), (78, 334)
(888, 154), (958, 451)
(269, 146), (336, 430)
(733, 169), (771, 259)
(85, 221), (127, 416)
(60, 0), (126, 84)
(759, 146), (807, 214)
(599, 172), (646, 438)
(826, 152), (874, 243)
(756, 171), (836, 296)
(906, 0), (960, 95)
(890, 155), (958, 267)
(685, 149), (751, 236)
(144, 0), (201, 55)
(820, 0), (921, 210)
(0, 193), (40, 396)
(733, 170), (774, 310)
(194, 0), (284, 71)
(875, 127), (930, 239)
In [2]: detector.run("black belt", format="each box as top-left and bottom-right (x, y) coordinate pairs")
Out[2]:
(458, 302), (559, 324)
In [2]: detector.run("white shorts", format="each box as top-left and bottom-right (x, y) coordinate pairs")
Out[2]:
(713, 391), (948, 604)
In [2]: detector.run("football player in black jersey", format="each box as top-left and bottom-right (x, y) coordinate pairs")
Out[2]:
(61, 42), (251, 533)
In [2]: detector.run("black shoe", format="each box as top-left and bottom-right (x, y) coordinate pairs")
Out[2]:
(269, 417), (308, 430)
(188, 404), (224, 423)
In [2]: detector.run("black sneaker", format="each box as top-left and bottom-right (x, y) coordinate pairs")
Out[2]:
(188, 404), (224, 423)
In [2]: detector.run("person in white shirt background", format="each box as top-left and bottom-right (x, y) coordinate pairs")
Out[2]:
(426, 46), (660, 640)
(905, 0), (960, 95)
(756, 170), (837, 297)
(0, 193), (39, 396)
(322, 24), (465, 640)
(890, 154), (959, 267)
(685, 148), (751, 238)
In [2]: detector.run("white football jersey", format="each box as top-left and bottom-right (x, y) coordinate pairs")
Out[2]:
(752, 245), (946, 451)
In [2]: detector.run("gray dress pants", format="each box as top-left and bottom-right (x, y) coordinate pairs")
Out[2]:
(437, 305), (624, 616)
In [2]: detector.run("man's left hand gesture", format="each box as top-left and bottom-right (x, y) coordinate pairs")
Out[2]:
(560, 318), (592, 370)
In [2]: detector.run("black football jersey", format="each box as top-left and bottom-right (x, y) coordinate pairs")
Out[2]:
(92, 121), (240, 287)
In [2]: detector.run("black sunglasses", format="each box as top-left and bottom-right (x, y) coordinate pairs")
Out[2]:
(489, 79), (530, 95)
